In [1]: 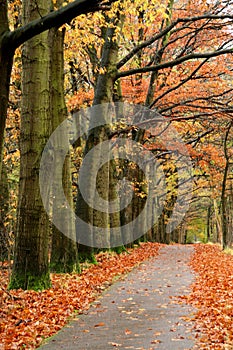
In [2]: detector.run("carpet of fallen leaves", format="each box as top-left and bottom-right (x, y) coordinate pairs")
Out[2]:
(187, 244), (233, 350)
(0, 242), (160, 350)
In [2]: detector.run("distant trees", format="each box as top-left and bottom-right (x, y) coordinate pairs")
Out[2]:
(69, 0), (233, 247)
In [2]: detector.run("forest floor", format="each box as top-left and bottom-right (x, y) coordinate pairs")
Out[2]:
(1, 243), (233, 349)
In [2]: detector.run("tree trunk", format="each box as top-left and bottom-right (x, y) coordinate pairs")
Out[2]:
(206, 204), (211, 242)
(9, 0), (51, 290)
(76, 18), (120, 251)
(0, 163), (9, 260)
(0, 1), (14, 178)
(227, 184), (233, 247)
(221, 122), (232, 249)
(213, 198), (222, 245)
(49, 23), (79, 273)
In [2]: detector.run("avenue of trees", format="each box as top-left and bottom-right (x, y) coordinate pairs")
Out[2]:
(0, 0), (233, 290)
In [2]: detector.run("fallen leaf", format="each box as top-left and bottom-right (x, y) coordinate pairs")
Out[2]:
(151, 339), (162, 344)
(94, 322), (105, 327)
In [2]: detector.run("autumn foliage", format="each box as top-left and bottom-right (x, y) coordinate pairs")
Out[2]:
(188, 244), (233, 349)
(1, 0), (233, 348)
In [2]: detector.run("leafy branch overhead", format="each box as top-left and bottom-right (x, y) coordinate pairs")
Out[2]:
(3, 0), (118, 50)
(117, 13), (233, 70)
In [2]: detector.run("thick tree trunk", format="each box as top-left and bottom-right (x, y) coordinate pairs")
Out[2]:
(76, 21), (120, 251)
(49, 24), (79, 273)
(9, 0), (51, 290)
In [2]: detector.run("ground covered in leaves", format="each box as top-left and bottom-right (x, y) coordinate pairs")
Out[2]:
(1, 243), (233, 349)
(187, 244), (233, 349)
(0, 242), (160, 349)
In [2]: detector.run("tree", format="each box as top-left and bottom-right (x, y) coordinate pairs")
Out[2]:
(0, 0), (116, 180)
(71, 0), (233, 246)
(4, 0), (233, 289)
(221, 121), (233, 249)
(9, 0), (53, 290)
(0, 163), (9, 260)
(49, 0), (79, 273)
(75, 12), (122, 251)
(4, 0), (117, 290)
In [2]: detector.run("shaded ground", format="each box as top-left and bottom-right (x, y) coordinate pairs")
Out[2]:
(38, 245), (197, 350)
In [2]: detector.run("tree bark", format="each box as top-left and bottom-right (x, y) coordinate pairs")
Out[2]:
(49, 20), (79, 273)
(221, 122), (232, 249)
(206, 204), (211, 242)
(9, 0), (51, 290)
(213, 198), (222, 245)
(76, 17), (121, 251)
(0, 1), (14, 178)
(0, 163), (9, 260)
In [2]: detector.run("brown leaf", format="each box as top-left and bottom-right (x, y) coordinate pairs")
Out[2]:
(94, 322), (105, 327)
(151, 339), (162, 344)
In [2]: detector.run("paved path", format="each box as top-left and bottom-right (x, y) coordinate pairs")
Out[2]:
(39, 245), (197, 350)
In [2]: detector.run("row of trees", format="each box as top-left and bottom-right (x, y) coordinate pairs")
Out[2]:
(0, 0), (233, 290)
(0, 0), (119, 289)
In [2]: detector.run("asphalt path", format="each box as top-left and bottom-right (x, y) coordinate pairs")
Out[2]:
(38, 245), (197, 350)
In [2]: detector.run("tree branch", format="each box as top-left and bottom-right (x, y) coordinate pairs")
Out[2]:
(116, 48), (233, 80)
(3, 0), (117, 50)
(150, 58), (209, 108)
(116, 14), (233, 70)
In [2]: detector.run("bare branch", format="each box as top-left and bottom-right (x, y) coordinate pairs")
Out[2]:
(116, 48), (233, 80)
(150, 58), (209, 108)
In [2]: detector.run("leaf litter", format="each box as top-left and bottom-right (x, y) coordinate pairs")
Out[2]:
(185, 244), (233, 349)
